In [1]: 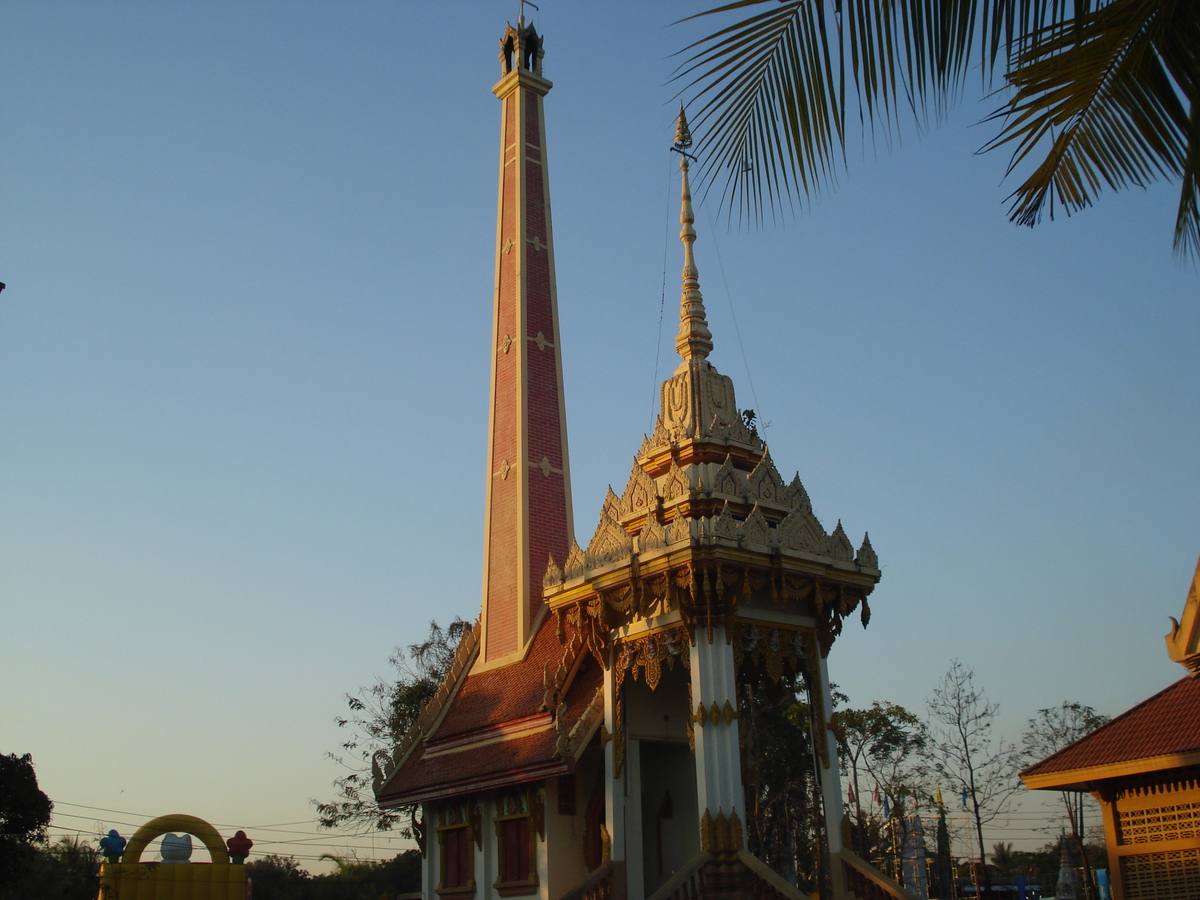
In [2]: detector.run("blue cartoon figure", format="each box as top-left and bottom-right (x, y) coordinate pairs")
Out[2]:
(99, 829), (126, 863)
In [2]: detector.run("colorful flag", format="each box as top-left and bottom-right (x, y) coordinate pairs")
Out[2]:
(935, 786), (944, 808)
(873, 784), (880, 805)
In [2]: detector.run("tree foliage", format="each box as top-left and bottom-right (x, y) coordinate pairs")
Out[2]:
(1021, 701), (1109, 806)
(1021, 701), (1110, 899)
(738, 668), (827, 892)
(245, 854), (311, 900)
(315, 619), (468, 835)
(830, 700), (927, 866)
(676, 0), (1200, 260)
(0, 836), (99, 900)
(0, 752), (54, 888)
(990, 840), (1018, 876)
(926, 661), (1021, 896)
(245, 851), (422, 900)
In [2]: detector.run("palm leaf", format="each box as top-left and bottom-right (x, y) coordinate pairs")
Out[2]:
(986, 0), (1199, 259)
(675, 0), (1079, 224)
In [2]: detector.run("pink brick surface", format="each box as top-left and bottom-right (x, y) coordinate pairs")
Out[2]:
(483, 83), (570, 661)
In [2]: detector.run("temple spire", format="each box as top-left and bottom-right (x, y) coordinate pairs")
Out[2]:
(674, 105), (713, 363)
(480, 19), (573, 667)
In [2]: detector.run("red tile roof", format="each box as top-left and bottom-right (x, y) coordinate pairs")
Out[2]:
(437, 616), (567, 738)
(378, 729), (567, 806)
(376, 619), (603, 807)
(1021, 676), (1200, 787)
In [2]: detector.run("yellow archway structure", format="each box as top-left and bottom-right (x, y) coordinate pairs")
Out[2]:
(97, 813), (249, 900)
(122, 814), (230, 865)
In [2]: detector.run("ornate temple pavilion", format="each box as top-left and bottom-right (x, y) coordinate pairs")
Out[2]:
(373, 17), (909, 900)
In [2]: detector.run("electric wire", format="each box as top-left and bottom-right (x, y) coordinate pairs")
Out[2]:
(44, 799), (414, 865)
(45, 795), (1092, 863)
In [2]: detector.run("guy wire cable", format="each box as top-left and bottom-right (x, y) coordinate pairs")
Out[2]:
(703, 202), (762, 424)
(651, 151), (674, 431)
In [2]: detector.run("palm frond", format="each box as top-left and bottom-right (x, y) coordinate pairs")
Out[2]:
(674, 1), (842, 223)
(1177, 101), (1200, 260)
(987, 0), (1198, 259)
(675, 0), (1080, 225)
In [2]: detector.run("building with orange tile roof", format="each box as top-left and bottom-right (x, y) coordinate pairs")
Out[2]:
(1021, 555), (1200, 900)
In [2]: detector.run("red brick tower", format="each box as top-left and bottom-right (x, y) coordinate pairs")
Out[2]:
(481, 18), (573, 667)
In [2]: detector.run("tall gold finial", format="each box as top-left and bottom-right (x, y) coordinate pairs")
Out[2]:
(674, 103), (693, 151)
(674, 106), (713, 362)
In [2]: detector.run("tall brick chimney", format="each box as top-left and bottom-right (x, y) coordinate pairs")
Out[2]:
(479, 17), (573, 667)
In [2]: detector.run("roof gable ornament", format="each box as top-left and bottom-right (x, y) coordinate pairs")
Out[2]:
(1167, 552), (1200, 676)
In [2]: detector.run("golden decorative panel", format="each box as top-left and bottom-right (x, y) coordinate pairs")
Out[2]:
(1122, 848), (1200, 900)
(1119, 801), (1200, 844)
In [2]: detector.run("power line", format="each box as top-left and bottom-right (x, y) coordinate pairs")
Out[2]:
(47, 799), (416, 859)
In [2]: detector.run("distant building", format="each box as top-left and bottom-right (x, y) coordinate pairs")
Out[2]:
(1021, 555), (1200, 900)
(373, 16), (909, 900)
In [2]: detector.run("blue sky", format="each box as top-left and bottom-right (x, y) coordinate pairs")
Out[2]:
(2, 0), (1197, 867)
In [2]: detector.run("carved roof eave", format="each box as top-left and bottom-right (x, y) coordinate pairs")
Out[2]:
(379, 758), (572, 810)
(372, 621), (481, 799)
(554, 686), (605, 762)
(551, 533), (877, 588)
(1167, 553), (1200, 677)
(1022, 748), (1200, 793)
(544, 537), (879, 621)
(639, 433), (763, 474)
(661, 495), (808, 526)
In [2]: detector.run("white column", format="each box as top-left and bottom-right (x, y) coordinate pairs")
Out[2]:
(625, 738), (644, 900)
(816, 652), (845, 855)
(817, 652), (852, 900)
(688, 624), (745, 821)
(604, 653), (626, 863)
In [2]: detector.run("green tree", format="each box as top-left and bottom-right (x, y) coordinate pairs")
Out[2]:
(830, 700), (926, 863)
(245, 850), (422, 900)
(926, 661), (1021, 899)
(738, 669), (826, 892)
(0, 836), (99, 900)
(246, 854), (313, 900)
(1011, 842), (1059, 891)
(0, 753), (53, 888)
(990, 840), (1017, 877)
(677, 0), (1200, 260)
(1022, 701), (1110, 899)
(315, 619), (468, 835)
(310, 851), (421, 900)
